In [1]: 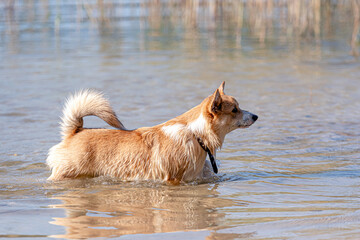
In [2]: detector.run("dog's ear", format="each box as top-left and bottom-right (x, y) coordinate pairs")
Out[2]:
(211, 89), (222, 113)
(218, 81), (225, 95)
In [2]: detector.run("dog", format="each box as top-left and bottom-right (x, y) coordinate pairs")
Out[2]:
(47, 82), (258, 183)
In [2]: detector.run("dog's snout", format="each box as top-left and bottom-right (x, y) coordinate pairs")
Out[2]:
(252, 114), (258, 122)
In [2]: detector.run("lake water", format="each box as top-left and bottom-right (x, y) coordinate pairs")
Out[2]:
(1, 1), (360, 239)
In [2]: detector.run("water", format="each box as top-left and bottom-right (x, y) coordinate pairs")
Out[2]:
(1, 1), (360, 239)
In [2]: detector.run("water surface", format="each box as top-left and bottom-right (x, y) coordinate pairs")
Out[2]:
(1, 1), (360, 239)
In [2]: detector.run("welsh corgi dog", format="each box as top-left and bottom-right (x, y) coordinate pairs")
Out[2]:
(47, 82), (258, 183)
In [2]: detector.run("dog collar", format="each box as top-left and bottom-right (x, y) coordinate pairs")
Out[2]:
(196, 137), (218, 174)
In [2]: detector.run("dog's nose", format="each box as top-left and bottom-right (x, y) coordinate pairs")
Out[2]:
(252, 114), (258, 122)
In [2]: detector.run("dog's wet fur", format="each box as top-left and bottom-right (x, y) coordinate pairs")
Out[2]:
(47, 82), (258, 183)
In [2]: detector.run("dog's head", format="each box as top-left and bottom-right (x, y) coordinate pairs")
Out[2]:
(206, 81), (258, 136)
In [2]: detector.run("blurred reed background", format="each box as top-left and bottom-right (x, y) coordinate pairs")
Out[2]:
(1, 0), (359, 57)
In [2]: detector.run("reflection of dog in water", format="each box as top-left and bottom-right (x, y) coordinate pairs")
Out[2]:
(49, 183), (243, 239)
(47, 82), (258, 183)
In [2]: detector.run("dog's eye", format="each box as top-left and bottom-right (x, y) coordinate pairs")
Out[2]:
(232, 107), (238, 113)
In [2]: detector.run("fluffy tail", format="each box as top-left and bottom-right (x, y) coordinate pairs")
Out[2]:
(60, 90), (125, 138)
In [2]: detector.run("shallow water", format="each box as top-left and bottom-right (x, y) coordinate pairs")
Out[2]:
(1, 1), (360, 239)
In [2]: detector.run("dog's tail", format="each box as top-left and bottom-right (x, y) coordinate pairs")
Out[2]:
(60, 90), (125, 138)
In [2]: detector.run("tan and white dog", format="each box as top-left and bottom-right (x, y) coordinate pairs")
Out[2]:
(47, 82), (258, 183)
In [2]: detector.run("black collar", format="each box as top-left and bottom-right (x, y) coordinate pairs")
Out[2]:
(196, 137), (218, 174)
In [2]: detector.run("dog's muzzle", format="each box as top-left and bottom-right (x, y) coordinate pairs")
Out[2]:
(238, 110), (258, 128)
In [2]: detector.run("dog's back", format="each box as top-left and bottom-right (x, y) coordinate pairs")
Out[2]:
(47, 128), (152, 180)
